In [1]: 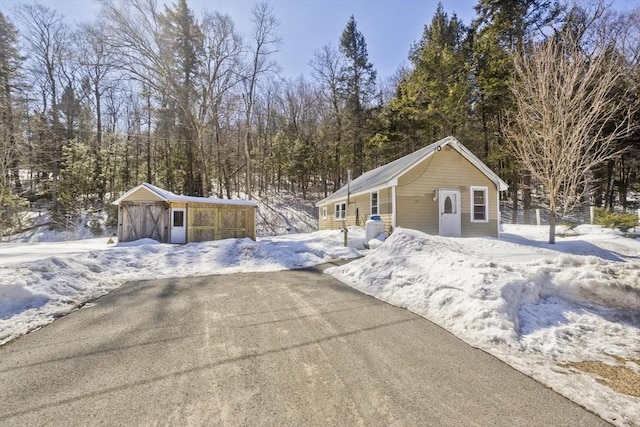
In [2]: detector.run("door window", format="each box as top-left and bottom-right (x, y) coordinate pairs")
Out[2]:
(444, 195), (455, 213)
(173, 210), (184, 227)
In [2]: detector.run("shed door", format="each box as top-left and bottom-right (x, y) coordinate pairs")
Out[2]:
(439, 189), (461, 237)
(170, 208), (186, 244)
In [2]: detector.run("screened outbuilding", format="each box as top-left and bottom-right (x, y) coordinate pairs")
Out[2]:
(113, 183), (257, 244)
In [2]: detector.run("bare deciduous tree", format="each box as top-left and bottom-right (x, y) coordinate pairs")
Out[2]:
(242, 2), (280, 199)
(16, 3), (70, 214)
(504, 35), (634, 243)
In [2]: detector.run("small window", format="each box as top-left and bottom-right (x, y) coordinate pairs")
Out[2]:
(321, 207), (327, 220)
(371, 191), (379, 215)
(334, 202), (346, 220)
(173, 210), (184, 227)
(471, 186), (488, 222)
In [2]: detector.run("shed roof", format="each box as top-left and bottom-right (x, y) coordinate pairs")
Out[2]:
(113, 183), (259, 207)
(316, 136), (508, 206)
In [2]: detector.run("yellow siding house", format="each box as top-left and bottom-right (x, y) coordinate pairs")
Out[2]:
(316, 136), (508, 237)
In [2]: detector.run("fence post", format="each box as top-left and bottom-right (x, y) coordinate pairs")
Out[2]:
(590, 206), (596, 224)
(536, 208), (541, 226)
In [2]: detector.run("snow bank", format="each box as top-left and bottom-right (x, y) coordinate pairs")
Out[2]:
(327, 227), (640, 427)
(0, 228), (364, 346)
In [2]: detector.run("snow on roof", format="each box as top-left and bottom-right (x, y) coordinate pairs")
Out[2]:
(113, 182), (259, 207)
(316, 136), (508, 206)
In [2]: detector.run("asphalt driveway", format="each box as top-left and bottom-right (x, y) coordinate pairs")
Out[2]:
(0, 265), (609, 426)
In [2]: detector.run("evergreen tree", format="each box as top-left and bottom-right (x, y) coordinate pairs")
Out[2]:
(380, 4), (474, 160)
(339, 15), (376, 177)
(472, 0), (561, 211)
(0, 12), (24, 240)
(163, 0), (204, 196)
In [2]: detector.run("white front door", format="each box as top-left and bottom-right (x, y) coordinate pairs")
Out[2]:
(439, 189), (461, 237)
(170, 208), (186, 244)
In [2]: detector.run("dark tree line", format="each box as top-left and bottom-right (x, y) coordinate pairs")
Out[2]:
(1, 0), (639, 236)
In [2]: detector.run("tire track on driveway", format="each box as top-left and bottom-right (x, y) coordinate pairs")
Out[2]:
(0, 266), (610, 426)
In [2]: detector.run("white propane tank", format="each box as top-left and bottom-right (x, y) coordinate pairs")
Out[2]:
(365, 215), (385, 248)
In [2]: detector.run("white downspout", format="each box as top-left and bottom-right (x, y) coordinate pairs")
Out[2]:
(391, 185), (397, 230)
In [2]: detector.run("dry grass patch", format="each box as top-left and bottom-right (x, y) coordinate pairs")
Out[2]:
(562, 358), (640, 398)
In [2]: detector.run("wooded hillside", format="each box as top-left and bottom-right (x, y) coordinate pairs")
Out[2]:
(1, 0), (638, 235)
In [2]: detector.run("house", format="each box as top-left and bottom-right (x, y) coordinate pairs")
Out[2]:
(113, 183), (257, 243)
(316, 136), (508, 238)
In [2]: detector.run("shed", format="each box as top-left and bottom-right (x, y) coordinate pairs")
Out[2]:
(113, 183), (257, 244)
(316, 136), (508, 238)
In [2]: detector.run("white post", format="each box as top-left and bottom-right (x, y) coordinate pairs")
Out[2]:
(391, 186), (397, 230)
(590, 206), (596, 224)
(536, 208), (541, 226)
(347, 169), (351, 205)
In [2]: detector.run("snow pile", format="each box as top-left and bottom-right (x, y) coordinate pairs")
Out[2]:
(327, 226), (640, 427)
(6, 210), (114, 243)
(0, 228), (364, 346)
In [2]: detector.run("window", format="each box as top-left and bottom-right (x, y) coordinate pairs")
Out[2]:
(321, 207), (327, 220)
(444, 195), (454, 213)
(371, 191), (379, 215)
(173, 210), (184, 227)
(334, 202), (346, 220)
(470, 186), (488, 222)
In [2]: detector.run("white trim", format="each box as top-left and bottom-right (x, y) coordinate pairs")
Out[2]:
(497, 190), (501, 235)
(114, 182), (258, 207)
(470, 186), (489, 223)
(315, 136), (508, 208)
(370, 190), (379, 215)
(170, 208), (187, 244)
(321, 206), (328, 220)
(451, 141), (509, 191)
(334, 202), (346, 220)
(342, 182), (396, 204)
(391, 186), (397, 229)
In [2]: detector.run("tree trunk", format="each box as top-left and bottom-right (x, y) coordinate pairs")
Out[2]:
(146, 92), (152, 184)
(548, 211), (556, 244)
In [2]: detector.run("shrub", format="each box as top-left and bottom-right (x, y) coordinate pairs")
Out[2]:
(594, 208), (638, 232)
(104, 204), (118, 228)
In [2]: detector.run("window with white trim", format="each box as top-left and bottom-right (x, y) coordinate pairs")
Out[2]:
(334, 202), (346, 220)
(470, 186), (488, 222)
(321, 207), (327, 220)
(371, 191), (379, 215)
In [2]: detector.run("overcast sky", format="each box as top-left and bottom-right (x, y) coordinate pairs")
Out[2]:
(2, 0), (639, 81)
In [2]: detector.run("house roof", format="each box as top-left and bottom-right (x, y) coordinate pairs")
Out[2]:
(316, 136), (508, 206)
(113, 182), (259, 207)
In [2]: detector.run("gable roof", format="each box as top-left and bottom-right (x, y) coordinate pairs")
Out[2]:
(316, 136), (508, 206)
(113, 182), (258, 207)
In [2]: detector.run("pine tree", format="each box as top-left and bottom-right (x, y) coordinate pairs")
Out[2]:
(163, 0), (204, 196)
(339, 15), (376, 177)
(0, 12), (24, 240)
(380, 4), (474, 159)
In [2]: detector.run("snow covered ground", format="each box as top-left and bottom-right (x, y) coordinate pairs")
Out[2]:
(0, 229), (362, 348)
(0, 223), (638, 426)
(328, 224), (640, 427)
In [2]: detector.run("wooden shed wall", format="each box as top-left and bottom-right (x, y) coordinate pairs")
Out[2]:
(118, 201), (169, 243)
(118, 200), (256, 243)
(183, 202), (256, 242)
